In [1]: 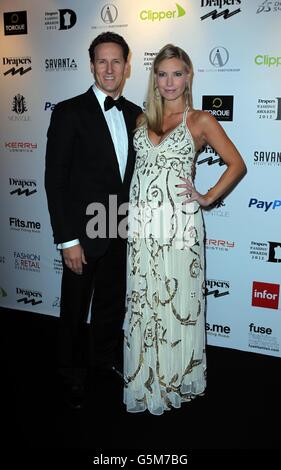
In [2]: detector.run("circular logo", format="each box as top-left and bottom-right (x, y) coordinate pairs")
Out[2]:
(209, 46), (229, 68)
(11, 13), (19, 24)
(212, 97), (223, 109)
(101, 4), (118, 24)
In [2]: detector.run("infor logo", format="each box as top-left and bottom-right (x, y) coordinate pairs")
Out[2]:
(252, 281), (280, 309)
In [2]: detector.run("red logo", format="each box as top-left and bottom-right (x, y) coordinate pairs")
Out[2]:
(252, 281), (280, 310)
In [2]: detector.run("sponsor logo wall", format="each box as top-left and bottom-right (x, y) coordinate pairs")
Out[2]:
(0, 0), (280, 357)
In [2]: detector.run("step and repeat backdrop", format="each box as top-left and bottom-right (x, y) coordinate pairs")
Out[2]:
(0, 0), (280, 357)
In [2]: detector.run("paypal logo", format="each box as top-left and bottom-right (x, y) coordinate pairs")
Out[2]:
(248, 198), (281, 211)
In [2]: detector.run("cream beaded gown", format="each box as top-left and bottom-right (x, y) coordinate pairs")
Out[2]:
(123, 108), (206, 415)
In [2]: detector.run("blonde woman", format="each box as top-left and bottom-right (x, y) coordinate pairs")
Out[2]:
(123, 44), (246, 415)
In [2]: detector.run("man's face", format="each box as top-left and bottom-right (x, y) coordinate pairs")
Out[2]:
(91, 42), (128, 97)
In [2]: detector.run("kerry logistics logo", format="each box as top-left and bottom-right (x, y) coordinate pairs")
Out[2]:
(140, 3), (185, 21)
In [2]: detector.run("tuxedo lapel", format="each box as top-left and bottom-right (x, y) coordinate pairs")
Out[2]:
(122, 101), (136, 189)
(86, 88), (123, 186)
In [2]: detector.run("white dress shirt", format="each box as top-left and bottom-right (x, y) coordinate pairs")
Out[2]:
(58, 83), (128, 250)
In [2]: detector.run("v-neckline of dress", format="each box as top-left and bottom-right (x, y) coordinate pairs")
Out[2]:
(146, 106), (189, 148)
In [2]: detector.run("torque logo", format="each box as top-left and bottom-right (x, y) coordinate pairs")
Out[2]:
(4, 11), (27, 35)
(252, 281), (279, 309)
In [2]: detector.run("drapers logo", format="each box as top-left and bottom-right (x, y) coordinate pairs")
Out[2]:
(9, 178), (37, 197)
(257, 98), (281, 119)
(257, 0), (281, 13)
(255, 54), (281, 67)
(205, 279), (230, 298)
(205, 239), (235, 251)
(4, 141), (37, 152)
(140, 3), (186, 21)
(200, 0), (241, 21)
(0, 287), (7, 298)
(250, 240), (281, 262)
(45, 9), (77, 31)
(16, 288), (42, 306)
(9, 217), (41, 233)
(3, 11), (27, 35)
(14, 251), (40, 273)
(253, 150), (281, 166)
(101, 4), (118, 23)
(9, 94), (31, 122)
(202, 95), (233, 121)
(248, 198), (281, 211)
(45, 58), (77, 72)
(252, 281), (279, 309)
(44, 102), (56, 111)
(206, 322), (231, 337)
(3, 57), (32, 77)
(197, 145), (226, 166)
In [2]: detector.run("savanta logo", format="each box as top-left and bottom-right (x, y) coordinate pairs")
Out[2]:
(140, 3), (185, 21)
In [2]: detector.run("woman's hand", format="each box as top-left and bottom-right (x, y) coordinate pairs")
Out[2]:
(176, 177), (212, 207)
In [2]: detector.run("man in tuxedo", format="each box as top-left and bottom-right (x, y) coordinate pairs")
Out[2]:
(45, 32), (141, 409)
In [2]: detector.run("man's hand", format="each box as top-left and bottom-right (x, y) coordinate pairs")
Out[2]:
(62, 244), (87, 275)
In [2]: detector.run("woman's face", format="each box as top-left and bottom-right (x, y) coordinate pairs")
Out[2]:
(155, 58), (188, 102)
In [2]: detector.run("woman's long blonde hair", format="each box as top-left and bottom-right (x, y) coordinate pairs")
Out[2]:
(139, 44), (194, 135)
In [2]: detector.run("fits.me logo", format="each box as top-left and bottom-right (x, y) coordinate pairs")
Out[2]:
(252, 281), (280, 310)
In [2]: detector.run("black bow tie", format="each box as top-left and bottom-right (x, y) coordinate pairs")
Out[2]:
(104, 95), (125, 112)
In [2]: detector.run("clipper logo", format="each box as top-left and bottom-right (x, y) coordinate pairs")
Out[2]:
(202, 95), (233, 121)
(252, 281), (279, 309)
(200, 0), (241, 21)
(45, 9), (77, 31)
(197, 145), (226, 166)
(9, 178), (37, 196)
(248, 198), (281, 211)
(3, 57), (32, 77)
(140, 3), (185, 21)
(205, 279), (230, 297)
(255, 55), (281, 67)
(45, 58), (77, 72)
(101, 4), (118, 23)
(4, 11), (27, 35)
(16, 288), (42, 306)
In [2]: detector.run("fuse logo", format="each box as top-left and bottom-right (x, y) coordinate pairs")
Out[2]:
(252, 281), (280, 309)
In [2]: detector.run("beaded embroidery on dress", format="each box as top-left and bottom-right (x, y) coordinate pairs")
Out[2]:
(123, 108), (206, 415)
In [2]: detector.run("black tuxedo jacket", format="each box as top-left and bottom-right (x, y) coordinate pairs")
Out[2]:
(45, 87), (142, 257)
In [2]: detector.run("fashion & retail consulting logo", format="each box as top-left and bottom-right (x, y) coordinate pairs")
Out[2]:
(202, 95), (233, 121)
(256, 0), (281, 13)
(3, 57), (32, 77)
(140, 3), (186, 21)
(45, 9), (76, 31)
(252, 281), (279, 309)
(200, 0), (242, 21)
(3, 11), (27, 35)
(14, 251), (40, 273)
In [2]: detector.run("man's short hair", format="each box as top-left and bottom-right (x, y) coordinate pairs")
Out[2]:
(89, 32), (129, 62)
